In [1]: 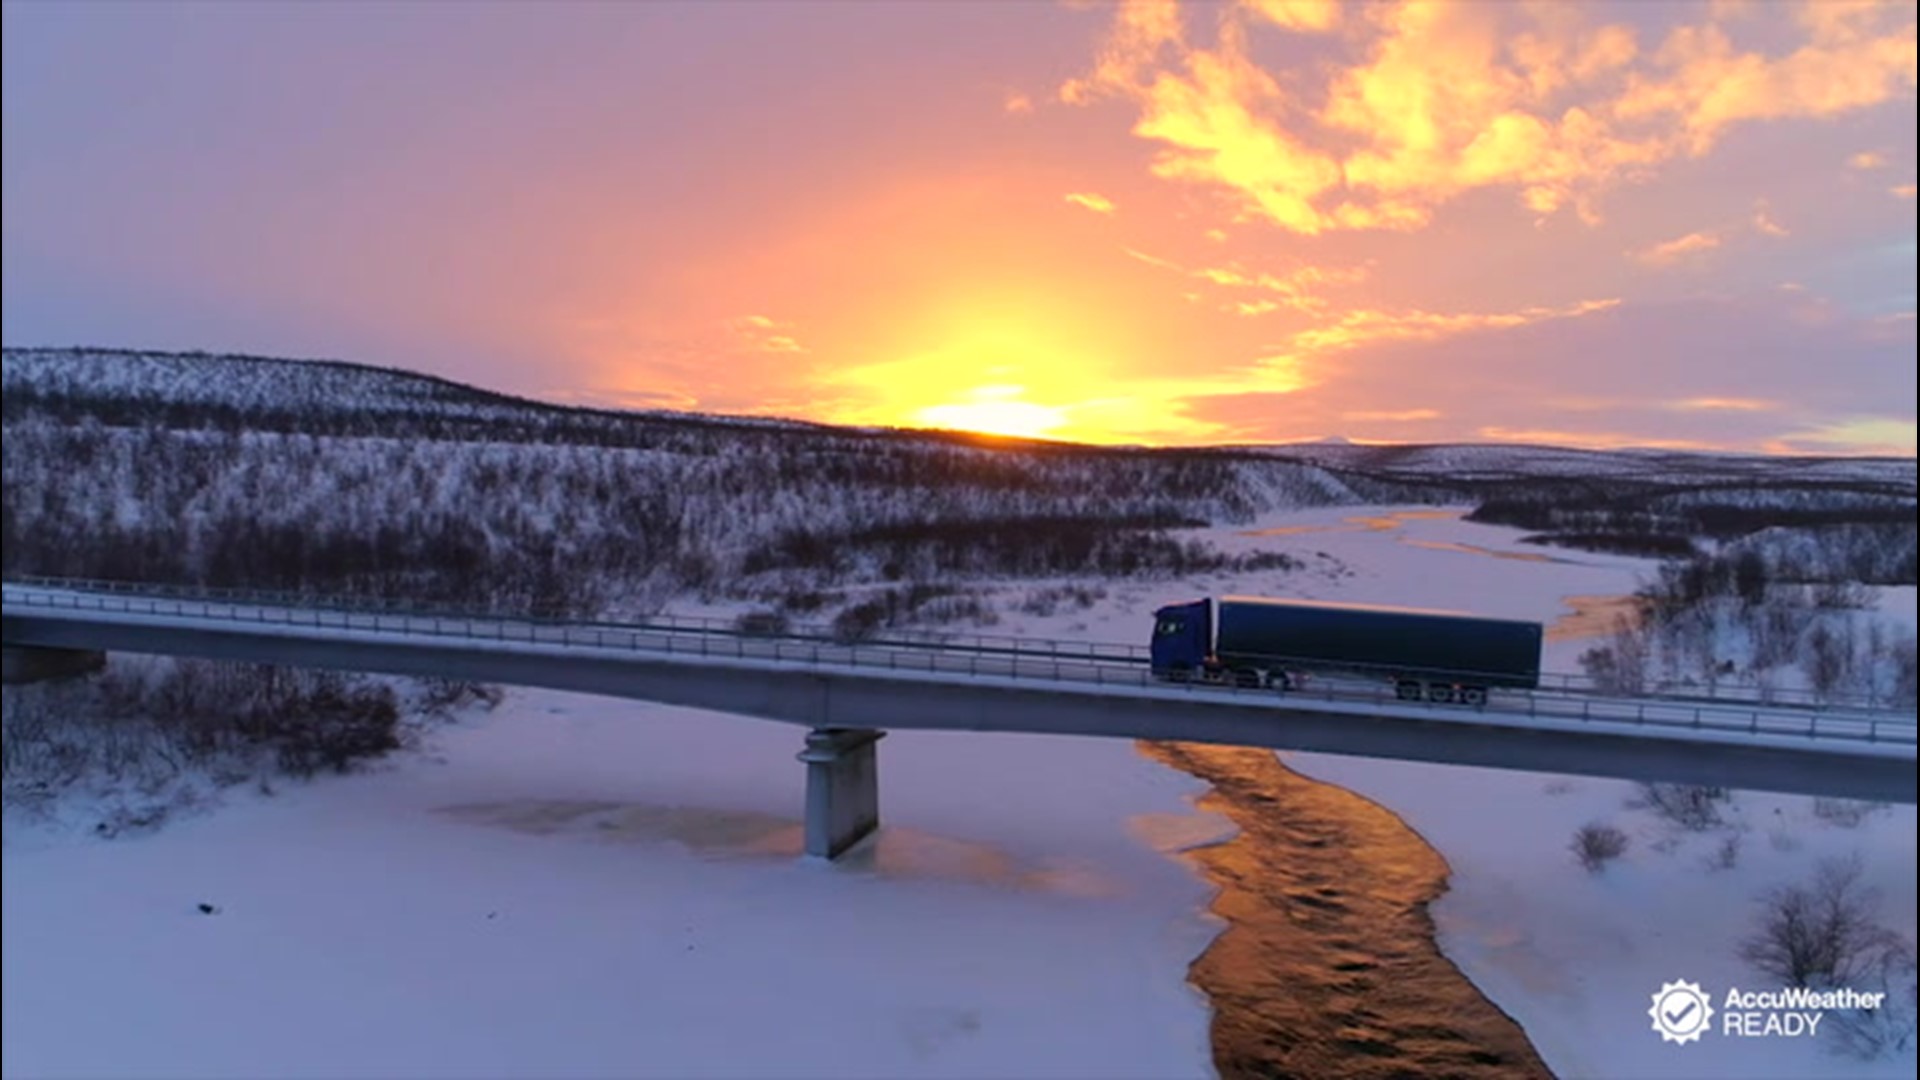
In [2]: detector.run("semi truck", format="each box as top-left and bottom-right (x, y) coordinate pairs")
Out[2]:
(1149, 596), (1543, 705)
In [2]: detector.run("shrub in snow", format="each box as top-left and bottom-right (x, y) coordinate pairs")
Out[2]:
(2, 657), (411, 815)
(733, 610), (791, 637)
(1702, 833), (1742, 872)
(1636, 782), (1731, 831)
(415, 678), (504, 715)
(273, 687), (401, 779)
(1739, 853), (1905, 988)
(1570, 822), (1630, 873)
(1811, 798), (1887, 828)
(1015, 584), (1106, 618)
(1825, 942), (1919, 1060)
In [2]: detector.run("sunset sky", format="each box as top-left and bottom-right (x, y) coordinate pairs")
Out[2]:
(3, 0), (1915, 453)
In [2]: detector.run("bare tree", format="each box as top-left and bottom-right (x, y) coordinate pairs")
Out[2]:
(1802, 622), (1850, 703)
(1579, 617), (1648, 695)
(1739, 854), (1903, 988)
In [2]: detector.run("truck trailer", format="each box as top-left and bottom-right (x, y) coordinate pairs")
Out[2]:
(1149, 596), (1543, 705)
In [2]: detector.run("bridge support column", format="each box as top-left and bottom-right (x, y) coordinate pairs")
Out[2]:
(798, 727), (884, 859)
(2, 645), (106, 685)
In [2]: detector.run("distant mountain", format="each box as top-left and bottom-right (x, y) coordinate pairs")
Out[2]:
(1245, 439), (1913, 493)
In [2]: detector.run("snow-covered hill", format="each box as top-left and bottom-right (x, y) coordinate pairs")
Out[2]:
(0, 347), (822, 435)
(3, 347), (1912, 620)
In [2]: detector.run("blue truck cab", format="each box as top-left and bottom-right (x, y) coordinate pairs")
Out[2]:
(1150, 598), (1213, 678)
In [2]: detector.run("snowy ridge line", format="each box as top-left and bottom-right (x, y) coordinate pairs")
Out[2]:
(1257, 440), (1918, 489)
(6, 584), (1916, 752)
(0, 346), (831, 434)
(2, 574), (1906, 715)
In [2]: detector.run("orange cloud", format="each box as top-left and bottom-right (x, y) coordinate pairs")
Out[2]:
(1476, 426), (1720, 451)
(1635, 230), (1721, 264)
(1667, 396), (1779, 411)
(1126, 247), (1367, 314)
(1242, 0), (1342, 33)
(1894, 183), (1919, 198)
(1064, 191), (1118, 214)
(1752, 202), (1790, 237)
(732, 314), (808, 353)
(1066, 1), (1917, 233)
(1060, 0), (1186, 107)
(1342, 407), (1442, 422)
(1285, 297), (1621, 353)
(1322, 2), (1660, 227)
(1614, 7), (1916, 155)
(1850, 149), (1889, 168)
(1003, 90), (1035, 115)
(1063, 1), (1348, 233)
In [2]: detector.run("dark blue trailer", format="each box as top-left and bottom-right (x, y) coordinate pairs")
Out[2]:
(1150, 596), (1542, 705)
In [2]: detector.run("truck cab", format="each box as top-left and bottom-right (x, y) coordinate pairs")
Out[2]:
(1149, 599), (1212, 679)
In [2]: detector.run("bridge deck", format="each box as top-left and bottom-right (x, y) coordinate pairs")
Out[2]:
(5, 581), (1915, 804)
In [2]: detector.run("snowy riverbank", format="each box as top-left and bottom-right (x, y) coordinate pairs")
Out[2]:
(3, 693), (1227, 1079)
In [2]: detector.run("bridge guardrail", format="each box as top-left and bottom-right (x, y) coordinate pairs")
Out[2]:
(4, 575), (1909, 714)
(5, 581), (1915, 750)
(2, 574), (1150, 665)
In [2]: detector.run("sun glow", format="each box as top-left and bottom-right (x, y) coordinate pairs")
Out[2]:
(821, 299), (1121, 441)
(914, 386), (1067, 439)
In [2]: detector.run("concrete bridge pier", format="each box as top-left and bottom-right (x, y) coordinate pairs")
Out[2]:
(798, 727), (885, 859)
(2, 645), (106, 684)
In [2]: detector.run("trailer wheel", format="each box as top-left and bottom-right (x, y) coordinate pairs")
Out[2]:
(1426, 684), (1457, 704)
(1395, 680), (1422, 701)
(1461, 686), (1489, 707)
(1270, 671), (1293, 693)
(1233, 668), (1260, 688)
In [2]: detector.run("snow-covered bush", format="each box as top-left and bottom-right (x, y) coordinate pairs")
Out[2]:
(1570, 822), (1630, 872)
(1826, 942), (1918, 1060)
(2, 658), (410, 820)
(1703, 833), (1742, 872)
(1637, 782), (1731, 831)
(1812, 798), (1888, 828)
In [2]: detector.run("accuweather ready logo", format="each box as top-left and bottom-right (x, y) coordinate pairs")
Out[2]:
(1650, 980), (1714, 1044)
(1649, 978), (1888, 1044)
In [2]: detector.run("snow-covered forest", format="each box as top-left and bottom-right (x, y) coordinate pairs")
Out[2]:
(6, 348), (1912, 622)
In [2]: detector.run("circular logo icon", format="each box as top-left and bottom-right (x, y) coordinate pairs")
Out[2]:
(1649, 979), (1714, 1044)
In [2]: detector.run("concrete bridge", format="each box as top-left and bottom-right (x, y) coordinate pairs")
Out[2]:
(5, 579), (1915, 858)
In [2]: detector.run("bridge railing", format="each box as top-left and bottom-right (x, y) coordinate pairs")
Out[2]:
(5, 575), (1913, 717)
(2, 575), (1151, 665)
(6, 580), (1916, 750)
